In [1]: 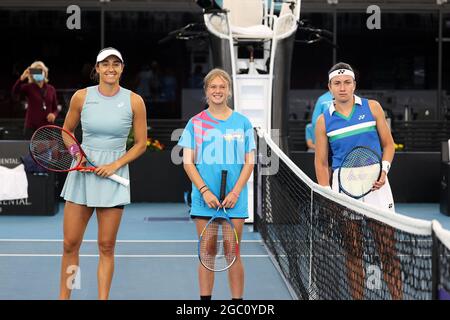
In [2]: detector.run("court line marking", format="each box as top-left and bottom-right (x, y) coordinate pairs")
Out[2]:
(0, 254), (270, 258)
(0, 239), (263, 243)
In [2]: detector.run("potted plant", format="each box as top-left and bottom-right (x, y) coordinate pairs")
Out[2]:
(127, 129), (165, 151)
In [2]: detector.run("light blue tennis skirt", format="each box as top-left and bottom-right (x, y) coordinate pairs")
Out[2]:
(60, 146), (130, 207)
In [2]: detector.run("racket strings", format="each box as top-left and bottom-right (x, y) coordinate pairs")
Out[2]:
(340, 147), (381, 198)
(341, 147), (380, 168)
(30, 128), (78, 171)
(200, 219), (238, 271)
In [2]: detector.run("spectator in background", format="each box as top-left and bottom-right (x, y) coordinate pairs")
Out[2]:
(160, 67), (177, 102)
(188, 65), (205, 89)
(149, 60), (162, 101)
(12, 61), (59, 139)
(305, 122), (315, 152)
(311, 90), (334, 136)
(135, 63), (153, 104)
(301, 91), (333, 152)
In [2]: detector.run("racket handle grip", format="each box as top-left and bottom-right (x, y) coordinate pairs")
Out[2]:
(109, 174), (130, 187)
(220, 170), (228, 200)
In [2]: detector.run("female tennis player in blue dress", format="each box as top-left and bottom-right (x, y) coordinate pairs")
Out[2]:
(59, 48), (147, 300)
(178, 68), (255, 300)
(314, 62), (401, 299)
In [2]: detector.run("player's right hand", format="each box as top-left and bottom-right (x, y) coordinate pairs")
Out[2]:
(20, 68), (30, 81)
(372, 171), (386, 190)
(202, 190), (221, 209)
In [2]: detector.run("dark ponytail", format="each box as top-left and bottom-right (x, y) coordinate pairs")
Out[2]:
(90, 64), (99, 83)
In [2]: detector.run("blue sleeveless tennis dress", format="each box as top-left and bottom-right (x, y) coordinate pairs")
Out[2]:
(60, 86), (133, 207)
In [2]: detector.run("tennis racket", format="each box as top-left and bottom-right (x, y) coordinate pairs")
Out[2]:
(338, 146), (382, 199)
(29, 125), (129, 187)
(198, 170), (239, 272)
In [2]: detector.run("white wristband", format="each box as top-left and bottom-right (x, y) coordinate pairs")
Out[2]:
(382, 161), (391, 174)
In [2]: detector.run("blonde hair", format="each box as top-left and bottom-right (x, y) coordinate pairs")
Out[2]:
(28, 61), (49, 83)
(203, 68), (233, 101)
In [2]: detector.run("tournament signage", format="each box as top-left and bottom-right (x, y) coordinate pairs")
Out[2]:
(0, 140), (56, 215)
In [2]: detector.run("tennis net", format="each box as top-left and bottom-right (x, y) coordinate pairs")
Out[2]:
(254, 129), (450, 300)
(433, 222), (450, 300)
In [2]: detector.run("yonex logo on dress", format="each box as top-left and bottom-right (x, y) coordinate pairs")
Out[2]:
(117, 102), (125, 108)
(358, 115), (365, 120)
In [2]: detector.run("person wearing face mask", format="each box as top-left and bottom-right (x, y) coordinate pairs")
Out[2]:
(12, 61), (60, 139)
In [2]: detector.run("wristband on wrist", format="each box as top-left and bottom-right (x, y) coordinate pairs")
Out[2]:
(382, 160), (391, 174)
(199, 185), (207, 192)
(68, 144), (80, 156)
(201, 188), (209, 195)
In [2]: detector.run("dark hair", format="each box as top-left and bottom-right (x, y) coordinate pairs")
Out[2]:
(328, 62), (354, 75)
(90, 66), (99, 82)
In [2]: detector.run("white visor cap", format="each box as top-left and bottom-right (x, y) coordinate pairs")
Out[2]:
(96, 48), (124, 64)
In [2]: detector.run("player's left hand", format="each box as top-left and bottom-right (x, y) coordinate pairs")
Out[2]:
(94, 162), (119, 178)
(78, 156), (92, 172)
(372, 171), (386, 190)
(222, 191), (240, 209)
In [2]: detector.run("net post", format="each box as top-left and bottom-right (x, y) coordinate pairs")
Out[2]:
(308, 187), (314, 299)
(431, 220), (439, 300)
(253, 127), (260, 233)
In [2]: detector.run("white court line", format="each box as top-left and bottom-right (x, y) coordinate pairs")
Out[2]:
(0, 239), (263, 243)
(0, 254), (270, 258)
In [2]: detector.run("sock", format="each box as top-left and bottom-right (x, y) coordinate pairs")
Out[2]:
(200, 295), (212, 300)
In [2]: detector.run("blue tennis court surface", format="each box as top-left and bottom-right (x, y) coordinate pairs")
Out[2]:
(0, 203), (292, 300)
(0, 202), (448, 300)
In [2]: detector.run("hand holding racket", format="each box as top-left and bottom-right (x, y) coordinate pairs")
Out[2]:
(29, 125), (130, 187)
(198, 170), (239, 272)
(338, 146), (382, 199)
(201, 188), (221, 209)
(372, 170), (387, 190)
